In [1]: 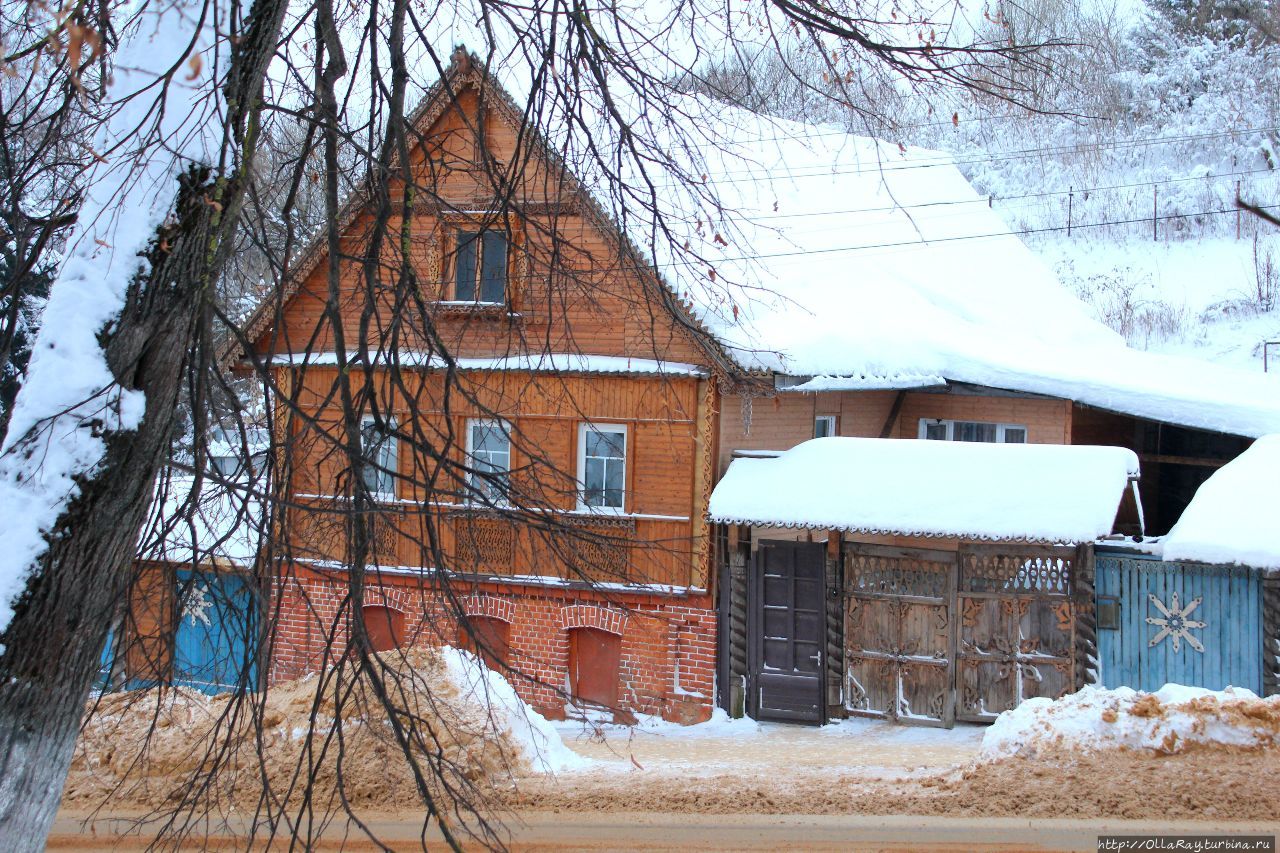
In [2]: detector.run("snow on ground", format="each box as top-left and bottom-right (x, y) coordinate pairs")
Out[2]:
(982, 684), (1280, 760)
(1161, 434), (1280, 569)
(441, 647), (589, 773)
(554, 710), (985, 777)
(709, 437), (1137, 542)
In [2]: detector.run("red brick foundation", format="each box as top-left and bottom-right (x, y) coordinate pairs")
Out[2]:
(269, 563), (716, 724)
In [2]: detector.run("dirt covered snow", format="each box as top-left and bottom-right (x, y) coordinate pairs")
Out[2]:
(62, 646), (568, 812)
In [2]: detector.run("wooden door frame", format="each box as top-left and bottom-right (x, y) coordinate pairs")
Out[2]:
(747, 539), (828, 725)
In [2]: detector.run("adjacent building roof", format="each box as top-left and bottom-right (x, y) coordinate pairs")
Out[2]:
(708, 437), (1139, 543)
(1162, 434), (1280, 569)
(643, 103), (1280, 438)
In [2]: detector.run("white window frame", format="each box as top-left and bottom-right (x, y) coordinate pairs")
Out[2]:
(465, 418), (512, 505)
(576, 422), (628, 513)
(360, 415), (399, 500)
(813, 415), (837, 439)
(917, 418), (1027, 443)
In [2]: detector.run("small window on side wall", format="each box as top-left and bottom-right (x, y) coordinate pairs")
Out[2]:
(454, 230), (508, 304)
(578, 423), (627, 511)
(918, 418), (1027, 444)
(814, 415), (837, 439)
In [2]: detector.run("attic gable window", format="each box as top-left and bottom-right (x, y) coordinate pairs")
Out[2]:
(919, 418), (1027, 444)
(454, 229), (508, 304)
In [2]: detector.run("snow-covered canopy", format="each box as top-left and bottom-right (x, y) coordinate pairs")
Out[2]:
(708, 437), (1139, 543)
(1161, 435), (1280, 569)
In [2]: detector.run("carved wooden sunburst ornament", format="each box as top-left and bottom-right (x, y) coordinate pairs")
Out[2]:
(180, 582), (215, 628)
(1146, 591), (1206, 653)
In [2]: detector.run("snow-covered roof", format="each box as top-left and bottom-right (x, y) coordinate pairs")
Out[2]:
(648, 104), (1280, 438)
(708, 437), (1139, 543)
(1161, 435), (1280, 569)
(138, 473), (264, 566)
(267, 351), (707, 377)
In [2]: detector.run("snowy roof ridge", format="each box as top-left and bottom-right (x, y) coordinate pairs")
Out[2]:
(268, 350), (709, 376)
(708, 437), (1138, 544)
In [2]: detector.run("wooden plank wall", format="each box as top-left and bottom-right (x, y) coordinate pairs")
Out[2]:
(282, 367), (708, 588)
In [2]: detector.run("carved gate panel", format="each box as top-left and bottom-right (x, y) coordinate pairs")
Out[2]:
(955, 546), (1078, 723)
(844, 545), (956, 728)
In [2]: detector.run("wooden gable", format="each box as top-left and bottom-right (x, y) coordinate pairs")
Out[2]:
(247, 53), (717, 371)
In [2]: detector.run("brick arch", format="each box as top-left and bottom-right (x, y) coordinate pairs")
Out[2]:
(463, 594), (515, 624)
(559, 604), (626, 636)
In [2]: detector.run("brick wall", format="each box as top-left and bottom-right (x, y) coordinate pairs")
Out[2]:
(269, 563), (716, 724)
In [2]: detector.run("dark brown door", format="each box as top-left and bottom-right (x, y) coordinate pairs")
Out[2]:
(568, 627), (621, 708)
(750, 540), (826, 723)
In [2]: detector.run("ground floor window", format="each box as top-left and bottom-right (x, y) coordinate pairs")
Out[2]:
(918, 418), (1027, 444)
(458, 615), (511, 670)
(567, 626), (622, 708)
(361, 605), (405, 652)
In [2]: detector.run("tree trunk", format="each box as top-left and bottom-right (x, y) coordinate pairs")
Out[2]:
(0, 0), (288, 845)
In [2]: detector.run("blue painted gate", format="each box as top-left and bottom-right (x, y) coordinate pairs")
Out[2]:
(173, 569), (258, 694)
(1095, 552), (1261, 693)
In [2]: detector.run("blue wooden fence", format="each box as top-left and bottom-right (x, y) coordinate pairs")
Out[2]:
(1096, 552), (1262, 693)
(172, 569), (258, 694)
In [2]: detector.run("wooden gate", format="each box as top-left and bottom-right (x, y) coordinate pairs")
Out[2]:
(749, 540), (826, 723)
(954, 545), (1079, 722)
(845, 545), (956, 727)
(1096, 552), (1262, 693)
(843, 542), (1082, 727)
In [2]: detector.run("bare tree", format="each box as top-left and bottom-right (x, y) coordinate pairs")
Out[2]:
(0, 0), (1054, 849)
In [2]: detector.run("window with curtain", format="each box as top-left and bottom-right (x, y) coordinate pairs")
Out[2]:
(918, 418), (1027, 443)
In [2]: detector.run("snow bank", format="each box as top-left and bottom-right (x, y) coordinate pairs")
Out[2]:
(981, 684), (1280, 760)
(1162, 434), (1280, 569)
(440, 646), (588, 773)
(709, 437), (1138, 543)
(0, 0), (231, 644)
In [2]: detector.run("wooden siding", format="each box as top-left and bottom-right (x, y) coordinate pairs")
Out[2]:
(281, 368), (708, 588)
(257, 79), (719, 591)
(718, 390), (1073, 475)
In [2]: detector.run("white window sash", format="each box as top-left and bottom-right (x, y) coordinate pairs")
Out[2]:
(465, 418), (512, 505)
(360, 416), (398, 499)
(917, 418), (1028, 444)
(576, 422), (627, 512)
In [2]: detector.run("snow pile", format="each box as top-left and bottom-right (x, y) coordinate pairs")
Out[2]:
(709, 437), (1138, 543)
(981, 684), (1280, 760)
(441, 646), (588, 773)
(0, 0), (232, 643)
(1162, 434), (1280, 569)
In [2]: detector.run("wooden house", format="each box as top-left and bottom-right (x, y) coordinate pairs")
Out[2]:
(217, 46), (1280, 728)
(229, 49), (726, 724)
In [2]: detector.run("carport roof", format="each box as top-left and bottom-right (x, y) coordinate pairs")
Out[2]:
(708, 437), (1139, 544)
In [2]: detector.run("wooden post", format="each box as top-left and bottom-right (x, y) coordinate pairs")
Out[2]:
(824, 531), (844, 718)
(1237, 180), (1242, 240)
(1073, 543), (1099, 689)
(1153, 184), (1159, 242)
(1067, 186), (1073, 238)
(1263, 570), (1280, 698)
